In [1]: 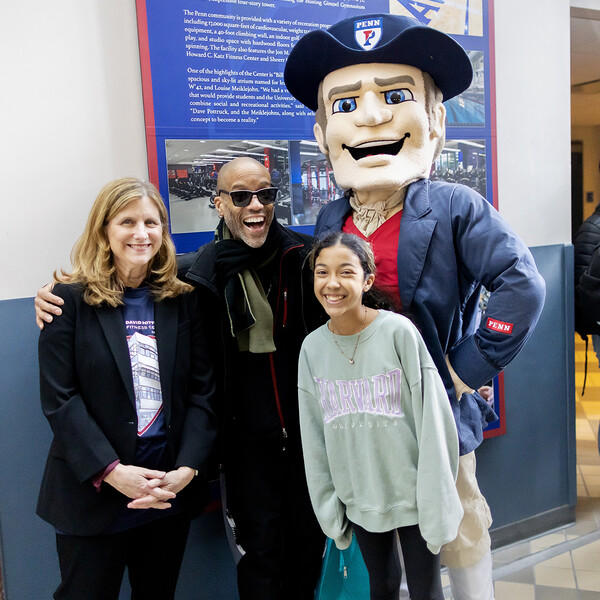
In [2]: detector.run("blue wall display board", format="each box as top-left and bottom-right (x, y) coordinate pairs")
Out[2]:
(135, 0), (504, 436)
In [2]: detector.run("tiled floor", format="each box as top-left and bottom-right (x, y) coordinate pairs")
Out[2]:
(442, 336), (600, 599)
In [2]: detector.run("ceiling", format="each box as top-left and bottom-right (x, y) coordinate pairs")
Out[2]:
(571, 7), (600, 127)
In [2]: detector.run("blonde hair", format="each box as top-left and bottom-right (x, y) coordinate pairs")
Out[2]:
(56, 177), (192, 306)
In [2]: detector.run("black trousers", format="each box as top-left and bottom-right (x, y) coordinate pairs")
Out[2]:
(353, 523), (444, 600)
(225, 438), (325, 600)
(54, 513), (190, 600)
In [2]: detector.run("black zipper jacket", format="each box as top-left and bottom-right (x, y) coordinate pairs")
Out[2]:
(177, 226), (325, 465)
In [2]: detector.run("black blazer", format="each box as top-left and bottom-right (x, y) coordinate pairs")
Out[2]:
(36, 283), (218, 536)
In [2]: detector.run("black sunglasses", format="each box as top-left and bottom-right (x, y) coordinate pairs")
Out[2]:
(218, 187), (278, 208)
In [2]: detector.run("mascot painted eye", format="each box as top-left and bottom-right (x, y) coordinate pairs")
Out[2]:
(383, 88), (414, 104)
(332, 97), (357, 114)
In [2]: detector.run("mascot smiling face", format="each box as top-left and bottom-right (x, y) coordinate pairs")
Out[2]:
(313, 62), (445, 193)
(284, 13), (473, 197)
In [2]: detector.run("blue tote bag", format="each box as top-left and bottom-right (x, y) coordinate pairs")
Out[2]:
(315, 535), (370, 599)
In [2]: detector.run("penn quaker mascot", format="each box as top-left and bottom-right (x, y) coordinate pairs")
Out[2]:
(284, 14), (545, 600)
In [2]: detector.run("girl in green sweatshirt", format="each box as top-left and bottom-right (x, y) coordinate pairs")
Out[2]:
(298, 231), (463, 600)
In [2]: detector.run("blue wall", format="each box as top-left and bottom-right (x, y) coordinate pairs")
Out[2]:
(0, 244), (575, 599)
(477, 244), (577, 544)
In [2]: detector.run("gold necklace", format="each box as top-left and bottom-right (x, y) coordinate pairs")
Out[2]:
(328, 307), (367, 365)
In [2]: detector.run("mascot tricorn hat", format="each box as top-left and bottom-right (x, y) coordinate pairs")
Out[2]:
(284, 13), (473, 111)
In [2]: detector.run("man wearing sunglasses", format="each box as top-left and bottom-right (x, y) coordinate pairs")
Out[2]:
(181, 157), (326, 599)
(35, 156), (326, 600)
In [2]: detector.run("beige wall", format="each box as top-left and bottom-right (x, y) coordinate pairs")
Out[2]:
(0, 2), (148, 301)
(494, 0), (572, 248)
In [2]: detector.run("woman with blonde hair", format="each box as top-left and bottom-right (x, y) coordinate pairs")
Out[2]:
(37, 177), (217, 600)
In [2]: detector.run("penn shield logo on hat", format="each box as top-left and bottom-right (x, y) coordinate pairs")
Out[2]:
(284, 13), (474, 110)
(354, 17), (383, 51)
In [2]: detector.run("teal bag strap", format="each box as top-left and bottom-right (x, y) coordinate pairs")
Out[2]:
(339, 544), (347, 578)
(339, 536), (357, 578)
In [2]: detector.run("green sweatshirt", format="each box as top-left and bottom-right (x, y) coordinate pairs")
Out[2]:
(298, 310), (463, 554)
